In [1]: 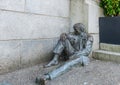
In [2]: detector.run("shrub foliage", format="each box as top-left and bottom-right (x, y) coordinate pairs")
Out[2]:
(100, 0), (120, 16)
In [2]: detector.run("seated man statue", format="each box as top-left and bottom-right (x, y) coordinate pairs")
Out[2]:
(35, 23), (93, 85)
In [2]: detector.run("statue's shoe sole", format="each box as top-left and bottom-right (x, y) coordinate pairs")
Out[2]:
(39, 78), (45, 85)
(35, 77), (45, 85)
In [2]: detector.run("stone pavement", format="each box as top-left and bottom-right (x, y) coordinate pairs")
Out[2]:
(0, 59), (120, 85)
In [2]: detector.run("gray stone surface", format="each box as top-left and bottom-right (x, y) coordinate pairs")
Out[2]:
(0, 10), (69, 40)
(0, 41), (21, 74)
(20, 39), (54, 68)
(84, 0), (103, 50)
(91, 34), (99, 50)
(25, 0), (70, 17)
(0, 0), (70, 17)
(70, 0), (84, 31)
(0, 81), (12, 85)
(87, 2), (100, 34)
(0, 39), (56, 74)
(0, 60), (120, 85)
(0, 0), (25, 12)
(100, 43), (120, 53)
(93, 50), (120, 63)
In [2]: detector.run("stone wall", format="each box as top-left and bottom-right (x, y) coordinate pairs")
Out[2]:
(0, 0), (70, 74)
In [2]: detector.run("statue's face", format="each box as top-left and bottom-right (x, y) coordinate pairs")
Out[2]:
(74, 27), (81, 35)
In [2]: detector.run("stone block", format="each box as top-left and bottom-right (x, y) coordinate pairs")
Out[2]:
(87, 2), (101, 33)
(20, 39), (54, 68)
(0, 40), (21, 74)
(0, 10), (69, 40)
(90, 34), (99, 50)
(25, 0), (70, 17)
(0, 0), (25, 12)
(100, 43), (120, 53)
(84, 0), (104, 34)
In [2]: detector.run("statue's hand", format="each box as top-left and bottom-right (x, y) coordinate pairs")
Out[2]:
(60, 33), (67, 41)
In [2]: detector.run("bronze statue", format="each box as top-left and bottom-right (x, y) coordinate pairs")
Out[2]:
(35, 23), (93, 85)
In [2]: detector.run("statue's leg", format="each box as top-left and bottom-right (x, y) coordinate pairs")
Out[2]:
(44, 40), (64, 68)
(44, 39), (75, 68)
(53, 39), (75, 56)
(47, 56), (90, 80)
(36, 56), (89, 85)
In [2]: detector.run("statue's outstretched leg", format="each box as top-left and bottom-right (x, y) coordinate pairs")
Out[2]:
(36, 56), (89, 85)
(47, 56), (90, 80)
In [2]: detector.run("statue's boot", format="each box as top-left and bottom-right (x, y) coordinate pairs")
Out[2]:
(35, 77), (45, 85)
(35, 75), (50, 85)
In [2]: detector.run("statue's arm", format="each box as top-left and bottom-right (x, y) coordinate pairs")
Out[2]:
(75, 35), (93, 56)
(60, 32), (73, 41)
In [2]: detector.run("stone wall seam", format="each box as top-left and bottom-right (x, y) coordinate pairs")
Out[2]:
(0, 37), (60, 42)
(0, 9), (69, 19)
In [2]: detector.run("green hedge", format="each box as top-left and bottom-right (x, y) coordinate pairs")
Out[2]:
(100, 0), (120, 17)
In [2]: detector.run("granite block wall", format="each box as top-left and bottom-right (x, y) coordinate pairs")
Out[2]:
(0, 0), (70, 74)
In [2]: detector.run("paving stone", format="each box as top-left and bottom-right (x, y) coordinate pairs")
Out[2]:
(0, 81), (12, 85)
